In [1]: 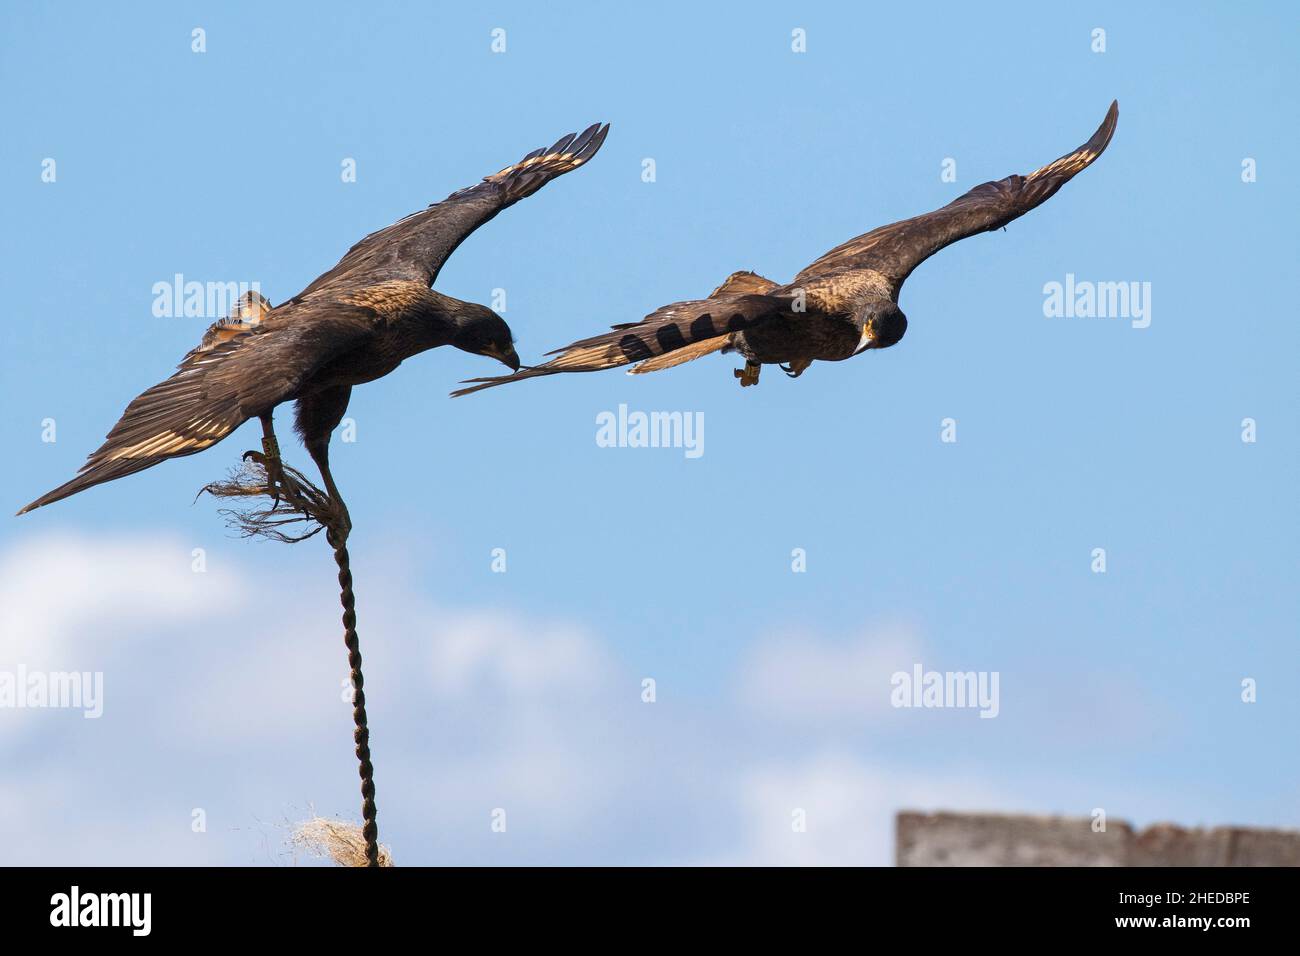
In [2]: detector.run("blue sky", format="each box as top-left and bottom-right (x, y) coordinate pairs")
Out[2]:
(1, 1), (1296, 865)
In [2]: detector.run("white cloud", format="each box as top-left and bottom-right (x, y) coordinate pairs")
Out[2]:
(0, 530), (1185, 865)
(736, 625), (924, 723)
(0, 531), (242, 667)
(712, 753), (1019, 866)
(421, 608), (610, 698)
(0, 532), (246, 742)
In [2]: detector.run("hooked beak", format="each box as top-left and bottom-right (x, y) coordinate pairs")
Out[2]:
(486, 345), (520, 371)
(854, 327), (875, 355)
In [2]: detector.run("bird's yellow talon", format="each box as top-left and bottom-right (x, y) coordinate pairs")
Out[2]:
(734, 364), (761, 387)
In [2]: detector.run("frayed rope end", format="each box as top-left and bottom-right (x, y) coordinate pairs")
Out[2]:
(292, 816), (393, 868)
(199, 457), (342, 543)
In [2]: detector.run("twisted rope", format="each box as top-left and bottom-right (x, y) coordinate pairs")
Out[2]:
(205, 457), (382, 866)
(328, 525), (380, 867)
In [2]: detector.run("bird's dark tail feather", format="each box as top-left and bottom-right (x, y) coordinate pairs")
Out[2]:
(451, 292), (790, 397)
(451, 364), (592, 398)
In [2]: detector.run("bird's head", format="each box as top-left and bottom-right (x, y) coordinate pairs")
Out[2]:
(452, 303), (521, 371)
(854, 301), (908, 354)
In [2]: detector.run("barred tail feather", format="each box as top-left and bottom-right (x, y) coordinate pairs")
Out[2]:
(627, 336), (729, 374)
(452, 292), (788, 397)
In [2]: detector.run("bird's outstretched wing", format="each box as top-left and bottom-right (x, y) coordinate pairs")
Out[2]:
(293, 123), (610, 300)
(452, 278), (789, 397)
(797, 101), (1118, 289)
(17, 303), (379, 514)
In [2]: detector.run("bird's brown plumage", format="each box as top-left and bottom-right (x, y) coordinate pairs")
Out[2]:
(19, 123), (609, 514)
(453, 101), (1118, 396)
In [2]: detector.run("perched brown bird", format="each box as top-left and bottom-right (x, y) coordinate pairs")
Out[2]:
(453, 102), (1116, 397)
(19, 123), (610, 518)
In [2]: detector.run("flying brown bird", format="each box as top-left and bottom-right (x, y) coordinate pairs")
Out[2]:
(19, 122), (610, 519)
(453, 102), (1116, 397)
